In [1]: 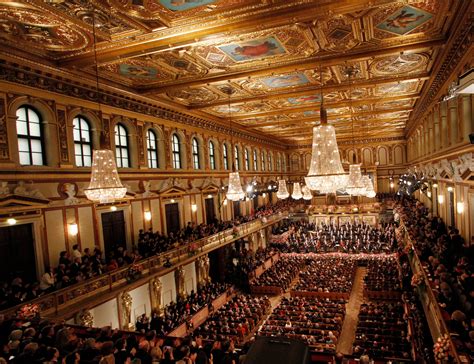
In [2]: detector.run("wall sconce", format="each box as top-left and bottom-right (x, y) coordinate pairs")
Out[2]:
(191, 204), (197, 212)
(68, 223), (79, 236)
(223, 199), (228, 206)
(207, 194), (212, 198)
(390, 182), (394, 189)
(144, 211), (152, 221)
(427, 191), (432, 198)
(447, 186), (453, 192)
(432, 183), (438, 188)
(110, 206), (117, 211)
(171, 199), (175, 203)
(438, 194), (444, 204)
(456, 202), (464, 214)
(262, 193), (266, 198)
(7, 218), (16, 225)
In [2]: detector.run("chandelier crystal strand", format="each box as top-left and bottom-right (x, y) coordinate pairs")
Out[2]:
(276, 179), (289, 199)
(302, 184), (312, 200)
(361, 174), (376, 198)
(291, 182), (303, 200)
(85, 150), (127, 203)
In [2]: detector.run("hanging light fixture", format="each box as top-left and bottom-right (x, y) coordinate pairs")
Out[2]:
(343, 66), (366, 196)
(302, 184), (312, 200)
(305, 65), (347, 193)
(85, 8), (126, 204)
(276, 179), (289, 199)
(224, 86), (245, 201)
(361, 174), (376, 198)
(291, 182), (303, 200)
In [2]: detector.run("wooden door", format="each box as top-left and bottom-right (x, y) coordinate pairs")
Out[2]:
(101, 211), (126, 256)
(205, 198), (216, 223)
(165, 203), (180, 234)
(233, 200), (241, 218)
(0, 223), (36, 281)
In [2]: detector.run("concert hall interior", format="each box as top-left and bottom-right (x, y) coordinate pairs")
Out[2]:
(0, 1), (473, 363)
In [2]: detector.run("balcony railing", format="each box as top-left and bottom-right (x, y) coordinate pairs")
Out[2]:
(399, 220), (462, 364)
(1, 212), (287, 319)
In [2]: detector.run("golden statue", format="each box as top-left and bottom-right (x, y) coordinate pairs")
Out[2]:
(150, 278), (163, 315)
(175, 266), (186, 298)
(203, 255), (210, 283)
(120, 291), (133, 330)
(77, 310), (93, 327)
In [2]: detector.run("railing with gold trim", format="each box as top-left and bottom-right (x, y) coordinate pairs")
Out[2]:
(399, 219), (462, 364)
(0, 212), (287, 319)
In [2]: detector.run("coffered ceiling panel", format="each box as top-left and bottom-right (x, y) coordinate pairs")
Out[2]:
(0, 0), (464, 144)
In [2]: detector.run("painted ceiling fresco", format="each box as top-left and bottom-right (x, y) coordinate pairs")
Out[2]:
(0, 0), (459, 143)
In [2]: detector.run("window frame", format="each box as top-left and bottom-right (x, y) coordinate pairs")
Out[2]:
(16, 105), (45, 166)
(172, 133), (181, 169)
(73, 115), (93, 167)
(192, 137), (200, 169)
(114, 123), (130, 168)
(244, 149), (250, 171)
(209, 140), (216, 170)
(253, 150), (258, 171)
(234, 145), (240, 170)
(223, 144), (229, 170)
(146, 129), (159, 169)
(261, 151), (266, 171)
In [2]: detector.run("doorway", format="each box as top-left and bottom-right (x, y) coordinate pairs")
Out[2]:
(233, 201), (241, 219)
(0, 223), (36, 281)
(101, 210), (127, 256)
(205, 197), (216, 223)
(165, 203), (180, 234)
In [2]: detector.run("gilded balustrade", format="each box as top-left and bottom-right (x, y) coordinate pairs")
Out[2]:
(399, 220), (462, 364)
(0, 212), (286, 319)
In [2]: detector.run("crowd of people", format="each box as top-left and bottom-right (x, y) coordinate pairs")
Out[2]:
(0, 315), (253, 364)
(293, 256), (356, 294)
(0, 201), (295, 311)
(259, 296), (346, 353)
(353, 302), (412, 360)
(249, 258), (300, 293)
(136, 282), (231, 336)
(396, 197), (473, 357)
(364, 256), (401, 293)
(270, 220), (397, 254)
(192, 295), (271, 344)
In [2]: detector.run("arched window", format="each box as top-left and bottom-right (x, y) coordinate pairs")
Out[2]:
(223, 144), (229, 170)
(16, 106), (45, 166)
(268, 153), (272, 171)
(276, 155), (281, 172)
(172, 134), (181, 169)
(234, 145), (240, 170)
(147, 129), (159, 168)
(192, 137), (200, 169)
(114, 124), (129, 168)
(253, 150), (258, 171)
(244, 149), (250, 171)
(73, 116), (92, 167)
(209, 141), (216, 170)
(261, 151), (266, 171)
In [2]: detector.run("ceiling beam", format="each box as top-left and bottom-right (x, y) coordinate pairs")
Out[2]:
(142, 40), (441, 95)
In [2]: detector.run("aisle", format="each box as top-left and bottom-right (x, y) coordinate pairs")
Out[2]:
(336, 266), (367, 355)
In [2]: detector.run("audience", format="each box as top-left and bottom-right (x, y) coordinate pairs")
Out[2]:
(364, 256), (401, 292)
(250, 257), (300, 293)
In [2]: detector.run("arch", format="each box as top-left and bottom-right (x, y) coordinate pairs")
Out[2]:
(347, 148), (358, 164)
(8, 96), (58, 166)
(304, 152), (311, 170)
(68, 108), (101, 154)
(362, 148), (373, 166)
(290, 153), (300, 172)
(268, 151), (273, 171)
(72, 115), (93, 167)
(377, 146), (389, 165)
(208, 139), (217, 170)
(393, 144), (405, 165)
(276, 152), (281, 172)
(144, 124), (165, 169)
(16, 105), (45, 166)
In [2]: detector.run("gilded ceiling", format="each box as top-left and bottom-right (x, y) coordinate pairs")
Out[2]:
(0, 0), (464, 144)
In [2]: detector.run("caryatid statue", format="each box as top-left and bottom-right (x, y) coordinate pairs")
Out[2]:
(203, 255), (210, 283)
(175, 266), (186, 298)
(196, 257), (207, 287)
(150, 278), (163, 315)
(120, 291), (133, 330)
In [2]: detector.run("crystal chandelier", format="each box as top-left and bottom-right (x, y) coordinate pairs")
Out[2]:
(345, 164), (366, 196)
(276, 179), (289, 199)
(85, 12), (126, 204)
(224, 87), (245, 202)
(361, 174), (376, 198)
(85, 150), (127, 203)
(302, 184), (312, 200)
(291, 182), (303, 200)
(305, 66), (347, 193)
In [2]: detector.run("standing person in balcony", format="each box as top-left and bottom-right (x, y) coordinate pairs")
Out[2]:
(39, 267), (55, 293)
